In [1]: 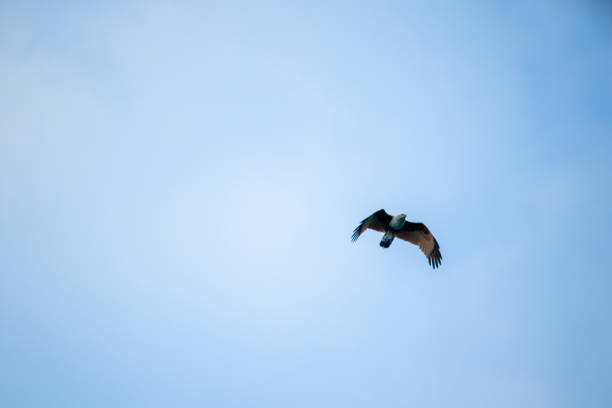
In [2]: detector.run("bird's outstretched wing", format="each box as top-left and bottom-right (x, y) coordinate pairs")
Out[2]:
(351, 209), (392, 242)
(395, 222), (442, 268)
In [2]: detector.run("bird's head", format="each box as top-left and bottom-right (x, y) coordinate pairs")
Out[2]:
(399, 213), (407, 220)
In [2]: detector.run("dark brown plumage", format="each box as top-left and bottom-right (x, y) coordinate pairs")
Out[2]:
(352, 209), (442, 269)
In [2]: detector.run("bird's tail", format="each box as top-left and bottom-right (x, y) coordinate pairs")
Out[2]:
(379, 231), (394, 248)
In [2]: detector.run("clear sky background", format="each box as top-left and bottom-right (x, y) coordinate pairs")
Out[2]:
(1, 1), (611, 407)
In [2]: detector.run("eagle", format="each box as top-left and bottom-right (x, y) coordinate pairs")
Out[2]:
(352, 209), (442, 269)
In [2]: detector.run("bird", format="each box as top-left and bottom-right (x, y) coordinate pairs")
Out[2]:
(351, 209), (442, 269)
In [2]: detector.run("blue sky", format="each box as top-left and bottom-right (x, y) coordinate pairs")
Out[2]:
(1, 1), (611, 407)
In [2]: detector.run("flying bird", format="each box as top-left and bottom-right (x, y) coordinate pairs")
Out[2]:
(352, 209), (442, 268)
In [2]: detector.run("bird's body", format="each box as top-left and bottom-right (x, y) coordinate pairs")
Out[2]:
(352, 209), (442, 268)
(379, 214), (406, 248)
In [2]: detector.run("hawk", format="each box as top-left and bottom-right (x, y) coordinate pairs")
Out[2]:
(352, 209), (442, 268)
